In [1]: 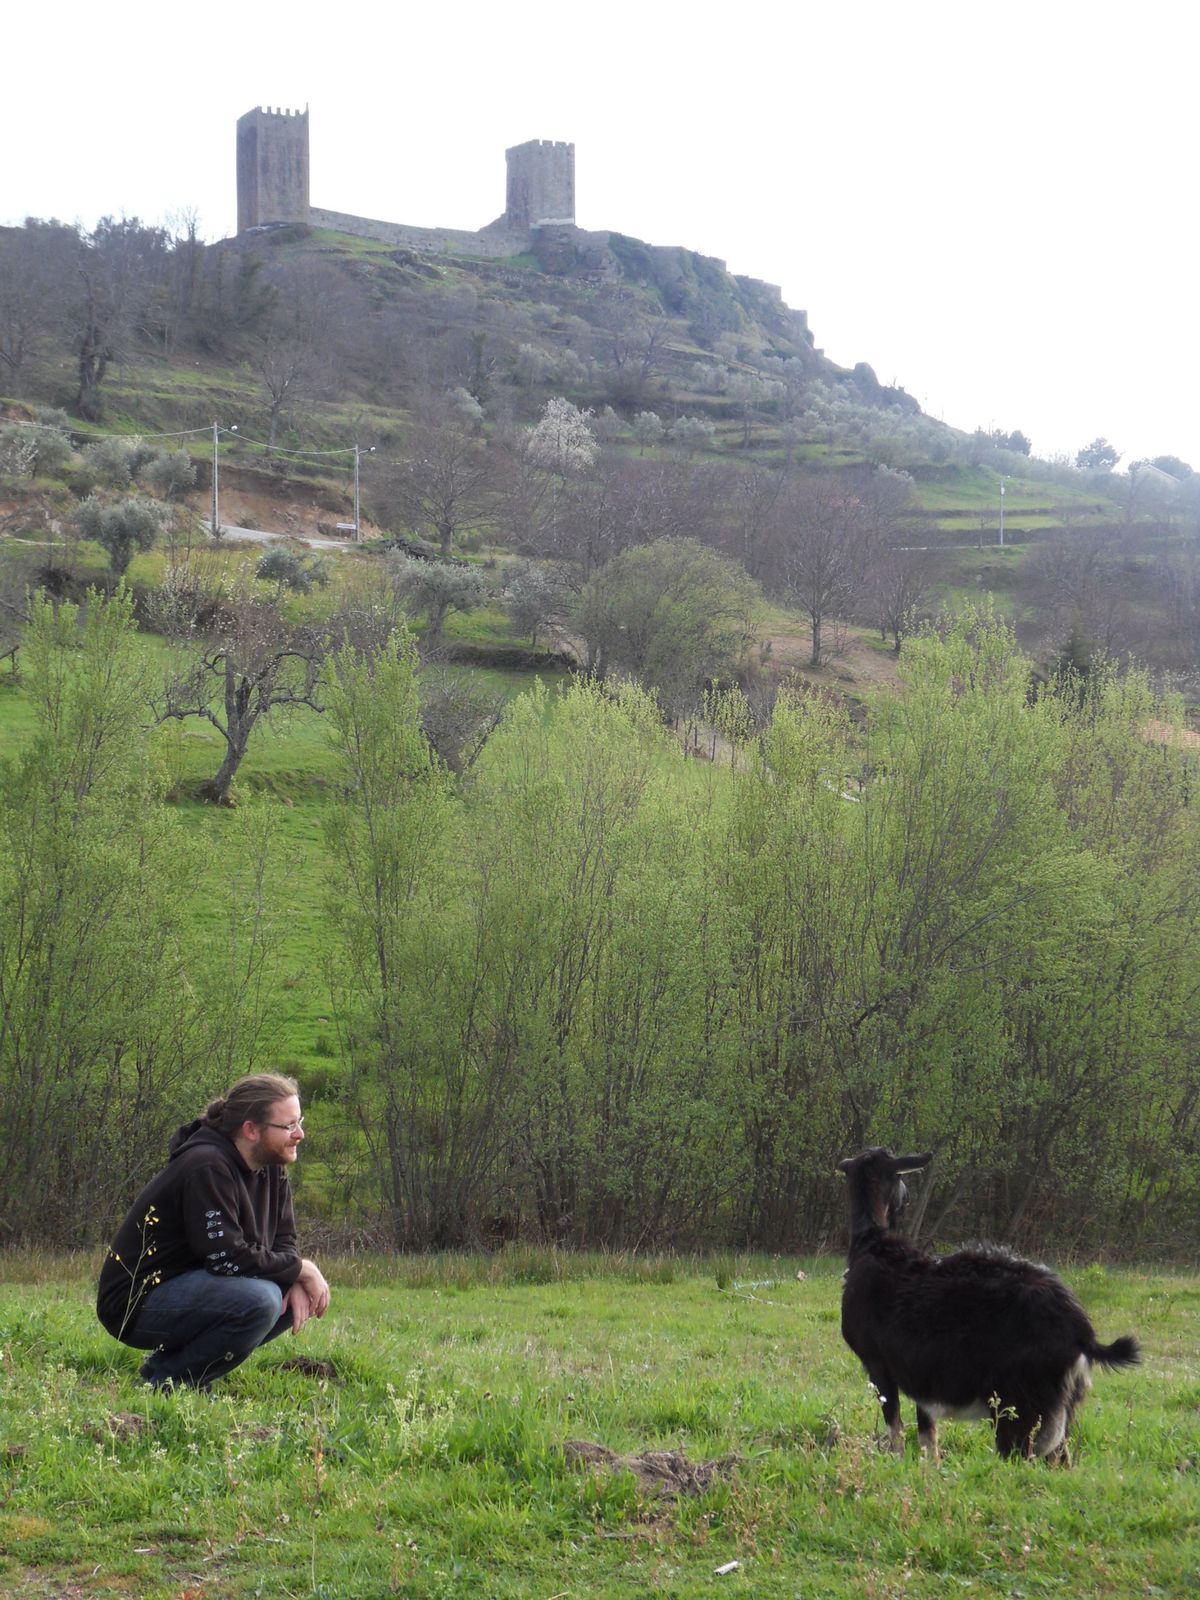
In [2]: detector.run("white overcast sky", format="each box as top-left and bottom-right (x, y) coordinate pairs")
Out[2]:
(7, 0), (1196, 466)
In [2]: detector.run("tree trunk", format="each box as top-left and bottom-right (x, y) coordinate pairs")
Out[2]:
(204, 678), (256, 804)
(203, 732), (250, 805)
(76, 326), (109, 420)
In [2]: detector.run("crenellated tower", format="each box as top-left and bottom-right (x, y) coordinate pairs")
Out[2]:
(504, 139), (575, 229)
(236, 106), (310, 232)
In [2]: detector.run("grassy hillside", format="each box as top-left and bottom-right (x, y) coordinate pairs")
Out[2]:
(1, 215), (1164, 551)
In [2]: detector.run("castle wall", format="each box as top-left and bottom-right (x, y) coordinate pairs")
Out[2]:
(237, 107), (310, 232)
(505, 140), (575, 229)
(309, 208), (529, 258)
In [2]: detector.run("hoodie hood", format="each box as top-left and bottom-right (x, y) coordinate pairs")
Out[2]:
(167, 1120), (242, 1162)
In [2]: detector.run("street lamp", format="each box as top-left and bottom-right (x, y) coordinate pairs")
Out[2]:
(353, 444), (375, 543)
(210, 422), (237, 538)
(999, 476), (1006, 548)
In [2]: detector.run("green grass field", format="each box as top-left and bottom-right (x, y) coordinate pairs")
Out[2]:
(0, 1255), (1192, 1598)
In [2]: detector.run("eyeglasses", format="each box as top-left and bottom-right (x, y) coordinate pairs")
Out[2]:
(263, 1117), (305, 1134)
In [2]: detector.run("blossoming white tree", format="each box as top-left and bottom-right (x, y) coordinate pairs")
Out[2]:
(527, 396), (597, 478)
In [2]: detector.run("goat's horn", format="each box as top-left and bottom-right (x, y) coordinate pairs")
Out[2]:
(891, 1152), (933, 1172)
(835, 1158), (854, 1175)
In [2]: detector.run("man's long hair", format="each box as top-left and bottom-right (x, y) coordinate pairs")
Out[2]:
(202, 1073), (300, 1137)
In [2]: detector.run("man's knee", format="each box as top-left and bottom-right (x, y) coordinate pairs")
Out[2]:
(230, 1277), (284, 1333)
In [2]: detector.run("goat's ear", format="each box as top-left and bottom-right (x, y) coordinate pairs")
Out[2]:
(892, 1151), (933, 1173)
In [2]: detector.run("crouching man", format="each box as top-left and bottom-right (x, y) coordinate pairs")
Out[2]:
(97, 1073), (331, 1392)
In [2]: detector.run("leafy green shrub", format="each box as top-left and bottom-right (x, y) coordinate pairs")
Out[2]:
(255, 545), (330, 594)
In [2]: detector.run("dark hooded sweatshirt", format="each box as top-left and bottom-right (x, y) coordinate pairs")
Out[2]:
(96, 1120), (302, 1341)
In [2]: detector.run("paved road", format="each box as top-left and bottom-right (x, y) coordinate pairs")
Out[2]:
(205, 520), (357, 550)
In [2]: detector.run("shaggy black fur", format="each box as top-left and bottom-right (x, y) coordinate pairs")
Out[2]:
(837, 1147), (1139, 1461)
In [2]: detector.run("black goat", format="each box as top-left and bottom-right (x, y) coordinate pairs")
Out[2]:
(837, 1147), (1139, 1462)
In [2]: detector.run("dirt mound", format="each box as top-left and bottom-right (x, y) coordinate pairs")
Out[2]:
(563, 1439), (737, 1499)
(90, 1412), (151, 1443)
(276, 1355), (341, 1382)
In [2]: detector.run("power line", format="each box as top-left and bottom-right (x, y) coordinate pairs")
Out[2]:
(216, 428), (357, 459)
(72, 424), (212, 442)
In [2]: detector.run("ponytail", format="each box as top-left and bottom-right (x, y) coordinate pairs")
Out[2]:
(202, 1073), (300, 1136)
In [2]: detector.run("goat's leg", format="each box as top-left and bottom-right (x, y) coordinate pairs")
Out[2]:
(1046, 1370), (1087, 1467)
(916, 1406), (939, 1463)
(886, 1410), (905, 1455)
(868, 1369), (905, 1455)
(993, 1411), (1036, 1460)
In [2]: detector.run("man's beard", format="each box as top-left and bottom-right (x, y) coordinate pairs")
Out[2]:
(251, 1145), (295, 1171)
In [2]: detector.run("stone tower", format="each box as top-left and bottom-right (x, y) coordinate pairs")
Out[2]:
(236, 106), (310, 232)
(505, 140), (575, 229)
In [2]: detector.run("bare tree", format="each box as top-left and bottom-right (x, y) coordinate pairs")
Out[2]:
(149, 208), (207, 356)
(1025, 533), (1131, 661)
(419, 664), (505, 773)
(863, 546), (940, 652)
(156, 585), (325, 804)
(0, 221), (73, 394)
(544, 453), (725, 583)
(72, 218), (169, 419)
(713, 464), (789, 582)
(780, 473), (879, 665)
(0, 560), (29, 672)
(591, 308), (671, 407)
(369, 400), (495, 557)
(250, 259), (346, 451)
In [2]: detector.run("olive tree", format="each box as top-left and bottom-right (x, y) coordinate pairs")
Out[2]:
(74, 494), (166, 576)
(389, 554), (490, 651)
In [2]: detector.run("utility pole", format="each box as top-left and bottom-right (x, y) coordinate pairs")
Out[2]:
(211, 421), (220, 537)
(353, 444), (375, 543)
(999, 477), (1006, 548)
(211, 424), (237, 537)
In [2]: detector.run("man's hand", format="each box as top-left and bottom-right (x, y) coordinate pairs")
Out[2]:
(296, 1258), (331, 1318)
(282, 1281), (314, 1334)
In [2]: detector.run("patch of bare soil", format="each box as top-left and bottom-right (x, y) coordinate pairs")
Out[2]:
(194, 487), (374, 544)
(275, 1355), (341, 1382)
(88, 1411), (151, 1444)
(0, 494), (61, 537)
(760, 623), (904, 696)
(563, 1439), (738, 1500)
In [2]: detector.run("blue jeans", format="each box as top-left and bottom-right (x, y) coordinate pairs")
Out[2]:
(122, 1270), (292, 1390)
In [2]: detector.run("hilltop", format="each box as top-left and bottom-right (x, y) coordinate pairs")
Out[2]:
(1, 205), (1198, 697)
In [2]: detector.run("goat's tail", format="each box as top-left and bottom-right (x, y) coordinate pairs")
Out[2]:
(1088, 1335), (1140, 1370)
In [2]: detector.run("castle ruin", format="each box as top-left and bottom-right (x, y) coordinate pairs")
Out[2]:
(505, 140), (575, 229)
(236, 107), (310, 235)
(236, 106), (575, 257)
(232, 106), (810, 347)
